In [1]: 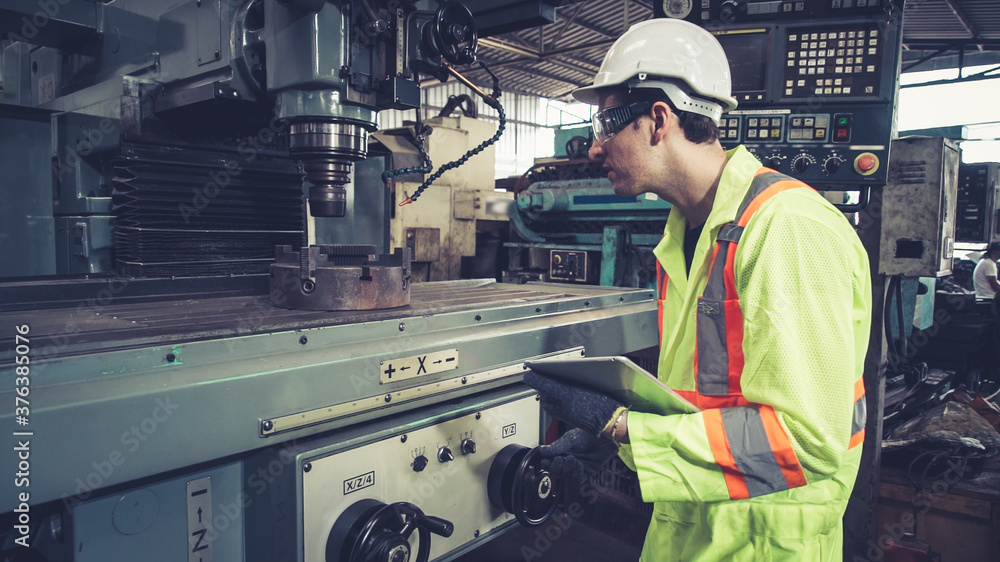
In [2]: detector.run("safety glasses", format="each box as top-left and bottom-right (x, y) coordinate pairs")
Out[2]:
(591, 100), (655, 144)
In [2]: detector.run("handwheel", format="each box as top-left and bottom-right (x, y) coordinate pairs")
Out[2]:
(427, 1), (478, 65)
(564, 136), (592, 160)
(327, 499), (454, 562)
(487, 444), (559, 527)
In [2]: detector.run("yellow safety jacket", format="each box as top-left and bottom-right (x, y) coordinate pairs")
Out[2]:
(619, 146), (872, 561)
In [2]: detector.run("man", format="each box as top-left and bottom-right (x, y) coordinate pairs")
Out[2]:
(973, 242), (1000, 316)
(525, 18), (872, 561)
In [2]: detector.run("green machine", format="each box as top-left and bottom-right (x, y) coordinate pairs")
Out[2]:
(506, 162), (672, 289)
(0, 2), (658, 561)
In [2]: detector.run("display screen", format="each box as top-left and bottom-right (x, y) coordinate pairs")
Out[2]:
(715, 31), (770, 95)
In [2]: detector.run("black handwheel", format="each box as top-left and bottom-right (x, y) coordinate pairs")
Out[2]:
(430, 1), (478, 65)
(564, 136), (592, 160)
(487, 445), (559, 527)
(327, 499), (454, 562)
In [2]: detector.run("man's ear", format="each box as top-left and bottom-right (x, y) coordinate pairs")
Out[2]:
(649, 101), (674, 144)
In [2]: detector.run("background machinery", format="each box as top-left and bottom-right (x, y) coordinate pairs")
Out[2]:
(0, 1), (657, 561)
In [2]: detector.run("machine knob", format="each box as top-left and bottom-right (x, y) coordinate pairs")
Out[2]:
(793, 156), (812, 174)
(766, 156), (782, 169)
(412, 455), (428, 472)
(719, 0), (741, 23)
(460, 438), (477, 455)
(824, 157), (843, 174)
(437, 447), (455, 463)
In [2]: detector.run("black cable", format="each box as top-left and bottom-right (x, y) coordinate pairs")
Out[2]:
(896, 274), (907, 360)
(400, 104), (506, 206)
(884, 275), (900, 367)
(381, 110), (433, 186)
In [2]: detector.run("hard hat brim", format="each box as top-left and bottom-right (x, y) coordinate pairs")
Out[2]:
(572, 83), (603, 105)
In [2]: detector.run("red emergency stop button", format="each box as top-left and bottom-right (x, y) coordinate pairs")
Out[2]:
(854, 152), (879, 176)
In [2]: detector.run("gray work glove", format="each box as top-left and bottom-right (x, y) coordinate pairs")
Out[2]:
(539, 428), (620, 503)
(523, 370), (623, 436)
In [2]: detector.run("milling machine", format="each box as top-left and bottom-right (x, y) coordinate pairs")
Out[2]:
(0, 2), (657, 561)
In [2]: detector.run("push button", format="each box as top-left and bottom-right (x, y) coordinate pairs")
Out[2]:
(853, 152), (879, 176)
(832, 113), (852, 143)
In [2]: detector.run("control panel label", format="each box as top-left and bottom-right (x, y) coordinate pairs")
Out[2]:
(502, 423), (516, 438)
(186, 476), (213, 562)
(380, 349), (459, 384)
(343, 471), (375, 495)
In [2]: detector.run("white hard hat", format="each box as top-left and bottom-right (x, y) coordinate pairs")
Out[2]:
(573, 19), (738, 122)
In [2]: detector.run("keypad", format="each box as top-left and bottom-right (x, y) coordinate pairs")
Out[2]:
(718, 117), (741, 141)
(787, 115), (830, 142)
(724, 115), (785, 143)
(784, 26), (880, 99)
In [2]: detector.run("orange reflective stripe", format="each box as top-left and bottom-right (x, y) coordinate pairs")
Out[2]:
(724, 297), (745, 394)
(849, 377), (867, 448)
(849, 428), (866, 449)
(657, 263), (668, 345)
(736, 179), (805, 227)
(758, 406), (807, 489)
(675, 389), (751, 409)
(703, 409), (750, 500)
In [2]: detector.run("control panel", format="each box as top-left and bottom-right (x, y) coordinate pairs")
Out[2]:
(656, 0), (904, 189)
(300, 394), (541, 562)
(956, 163), (999, 244)
(549, 249), (592, 283)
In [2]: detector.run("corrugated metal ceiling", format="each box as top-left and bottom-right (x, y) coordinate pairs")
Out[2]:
(452, 0), (1000, 101)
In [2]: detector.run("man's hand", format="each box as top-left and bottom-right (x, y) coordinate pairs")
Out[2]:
(539, 428), (620, 501)
(523, 370), (623, 436)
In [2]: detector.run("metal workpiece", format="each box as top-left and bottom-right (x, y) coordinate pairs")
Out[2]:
(0, 281), (656, 508)
(270, 244), (411, 310)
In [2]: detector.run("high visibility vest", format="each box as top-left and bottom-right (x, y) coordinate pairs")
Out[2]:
(656, 167), (867, 500)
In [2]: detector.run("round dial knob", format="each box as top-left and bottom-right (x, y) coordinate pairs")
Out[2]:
(437, 447), (455, 463)
(412, 455), (428, 472)
(823, 156), (844, 174)
(792, 154), (814, 174)
(765, 155), (783, 169)
(719, 0), (741, 24)
(662, 0), (693, 19)
(460, 438), (477, 455)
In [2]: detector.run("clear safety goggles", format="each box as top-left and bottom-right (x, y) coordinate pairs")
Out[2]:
(591, 100), (654, 144)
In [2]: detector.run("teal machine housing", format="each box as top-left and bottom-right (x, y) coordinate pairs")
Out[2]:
(506, 123), (671, 290)
(506, 167), (671, 289)
(0, 2), (657, 561)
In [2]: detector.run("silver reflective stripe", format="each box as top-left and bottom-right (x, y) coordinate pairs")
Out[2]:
(720, 407), (789, 497)
(717, 223), (744, 243)
(852, 396), (866, 436)
(697, 297), (730, 395)
(695, 171), (793, 396)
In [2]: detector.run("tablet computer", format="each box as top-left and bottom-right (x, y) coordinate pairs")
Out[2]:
(524, 355), (700, 416)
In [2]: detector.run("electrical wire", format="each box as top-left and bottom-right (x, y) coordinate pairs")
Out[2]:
(399, 104), (506, 206)
(883, 275), (900, 367)
(397, 59), (505, 207)
(381, 110), (433, 187)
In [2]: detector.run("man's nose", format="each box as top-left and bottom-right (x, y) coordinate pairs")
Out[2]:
(589, 137), (605, 161)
